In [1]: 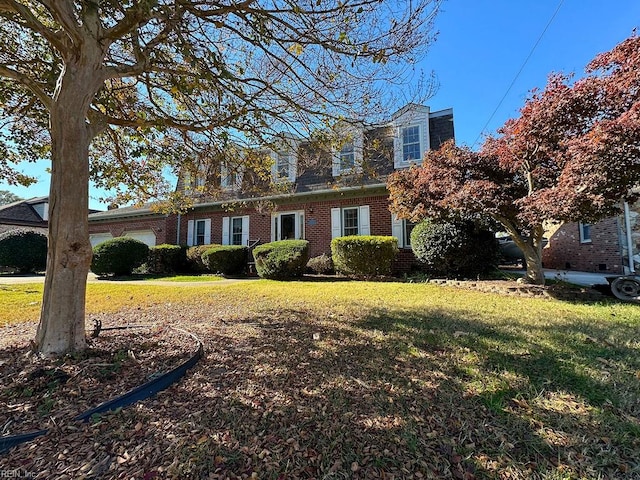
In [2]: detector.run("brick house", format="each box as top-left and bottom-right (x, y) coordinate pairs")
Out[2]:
(88, 104), (455, 272)
(542, 201), (640, 274)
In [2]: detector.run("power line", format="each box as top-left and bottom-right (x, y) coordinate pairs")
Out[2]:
(472, 0), (565, 149)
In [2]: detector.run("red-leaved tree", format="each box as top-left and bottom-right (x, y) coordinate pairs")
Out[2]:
(388, 34), (640, 284)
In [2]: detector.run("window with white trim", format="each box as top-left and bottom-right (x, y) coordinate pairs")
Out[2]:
(272, 211), (305, 241)
(579, 222), (592, 243)
(331, 206), (370, 238)
(222, 216), (249, 246)
(221, 162), (243, 189)
(187, 218), (212, 246)
(402, 125), (422, 162)
(332, 130), (363, 176)
(391, 214), (416, 248)
(393, 105), (430, 169)
(272, 151), (297, 182)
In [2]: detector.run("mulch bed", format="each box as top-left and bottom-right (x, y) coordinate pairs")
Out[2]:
(0, 323), (194, 438)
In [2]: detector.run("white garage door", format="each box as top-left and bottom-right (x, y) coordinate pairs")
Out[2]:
(124, 230), (157, 247)
(89, 233), (113, 247)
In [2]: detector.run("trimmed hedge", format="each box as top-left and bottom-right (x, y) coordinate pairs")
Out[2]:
(202, 245), (248, 275)
(252, 240), (309, 279)
(331, 236), (398, 277)
(91, 237), (149, 276)
(147, 244), (185, 274)
(0, 229), (48, 273)
(410, 218), (499, 277)
(186, 244), (220, 272)
(307, 254), (334, 274)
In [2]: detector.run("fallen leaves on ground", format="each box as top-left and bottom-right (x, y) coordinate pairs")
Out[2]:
(1, 288), (638, 479)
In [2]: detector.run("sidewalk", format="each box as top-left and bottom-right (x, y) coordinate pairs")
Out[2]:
(511, 268), (613, 287)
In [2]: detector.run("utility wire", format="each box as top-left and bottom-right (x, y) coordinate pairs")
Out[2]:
(472, 0), (565, 149)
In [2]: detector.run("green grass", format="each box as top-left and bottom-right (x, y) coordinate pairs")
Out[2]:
(2, 279), (640, 478)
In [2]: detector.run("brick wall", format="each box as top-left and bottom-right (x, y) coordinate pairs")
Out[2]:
(542, 217), (624, 273)
(174, 192), (418, 273)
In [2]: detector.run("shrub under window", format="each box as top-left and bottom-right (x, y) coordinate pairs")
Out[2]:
(252, 240), (309, 279)
(202, 245), (248, 275)
(410, 218), (499, 277)
(147, 244), (185, 274)
(331, 236), (398, 277)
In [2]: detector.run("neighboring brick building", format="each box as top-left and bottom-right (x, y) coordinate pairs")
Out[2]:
(88, 104), (455, 272)
(542, 201), (640, 274)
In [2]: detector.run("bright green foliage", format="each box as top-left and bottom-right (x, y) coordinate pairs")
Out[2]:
(331, 236), (398, 277)
(0, 229), (47, 273)
(147, 244), (185, 274)
(410, 219), (499, 278)
(253, 240), (309, 280)
(186, 244), (220, 272)
(202, 245), (248, 275)
(91, 237), (150, 276)
(307, 253), (334, 274)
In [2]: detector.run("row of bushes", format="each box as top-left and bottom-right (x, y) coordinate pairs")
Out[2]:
(91, 239), (249, 276)
(0, 218), (499, 278)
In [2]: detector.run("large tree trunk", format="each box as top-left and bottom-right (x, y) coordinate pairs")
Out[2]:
(513, 225), (546, 285)
(520, 241), (545, 285)
(35, 52), (104, 355)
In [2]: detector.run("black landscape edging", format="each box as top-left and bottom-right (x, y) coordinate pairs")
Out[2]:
(0, 328), (204, 455)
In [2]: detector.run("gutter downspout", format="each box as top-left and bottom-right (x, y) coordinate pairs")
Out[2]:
(623, 202), (635, 273)
(176, 213), (181, 245)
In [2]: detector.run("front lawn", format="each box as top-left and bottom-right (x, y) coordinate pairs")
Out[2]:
(2, 280), (639, 478)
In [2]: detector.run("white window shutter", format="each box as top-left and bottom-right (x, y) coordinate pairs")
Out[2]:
(391, 214), (403, 245)
(203, 219), (212, 245)
(359, 205), (370, 235)
(331, 208), (342, 238)
(271, 215), (277, 242)
(222, 217), (230, 245)
(242, 216), (250, 245)
(187, 220), (194, 246)
(289, 154), (297, 182)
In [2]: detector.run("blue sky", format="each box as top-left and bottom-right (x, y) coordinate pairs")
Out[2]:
(2, 0), (639, 209)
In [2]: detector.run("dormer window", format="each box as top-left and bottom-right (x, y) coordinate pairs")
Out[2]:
(402, 125), (422, 162)
(271, 136), (298, 183)
(393, 104), (430, 169)
(273, 151), (296, 182)
(332, 128), (363, 176)
(339, 143), (355, 171)
(221, 162), (243, 189)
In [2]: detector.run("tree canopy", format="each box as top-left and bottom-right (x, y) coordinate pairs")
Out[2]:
(0, 0), (442, 354)
(388, 34), (640, 284)
(0, 189), (22, 205)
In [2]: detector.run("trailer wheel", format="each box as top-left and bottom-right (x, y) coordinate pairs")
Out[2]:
(610, 276), (640, 303)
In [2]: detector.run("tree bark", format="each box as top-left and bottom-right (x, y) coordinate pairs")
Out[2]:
(513, 225), (546, 285)
(35, 49), (104, 355)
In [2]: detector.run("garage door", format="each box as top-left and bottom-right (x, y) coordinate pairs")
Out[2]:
(89, 233), (113, 247)
(124, 230), (156, 247)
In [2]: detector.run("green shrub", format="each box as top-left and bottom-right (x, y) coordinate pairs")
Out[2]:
(147, 244), (185, 274)
(410, 218), (499, 277)
(0, 229), (48, 273)
(252, 240), (309, 279)
(91, 237), (149, 276)
(331, 236), (398, 277)
(186, 244), (220, 272)
(307, 254), (334, 274)
(202, 245), (248, 275)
